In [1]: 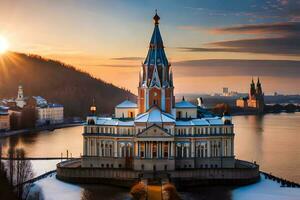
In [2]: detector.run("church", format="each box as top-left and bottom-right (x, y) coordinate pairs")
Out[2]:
(82, 12), (235, 171)
(236, 78), (265, 113)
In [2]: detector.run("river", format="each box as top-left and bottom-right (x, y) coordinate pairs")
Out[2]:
(1, 113), (300, 199)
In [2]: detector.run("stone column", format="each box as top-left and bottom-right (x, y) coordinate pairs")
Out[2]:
(150, 142), (153, 159)
(114, 140), (118, 158)
(170, 142), (173, 158)
(89, 138), (91, 156)
(158, 142), (160, 158)
(134, 142), (138, 157)
(191, 140), (195, 158)
(187, 144), (190, 158)
(231, 137), (234, 156)
(208, 140), (211, 157)
(145, 142), (148, 158)
(83, 138), (86, 156)
(86, 138), (89, 156)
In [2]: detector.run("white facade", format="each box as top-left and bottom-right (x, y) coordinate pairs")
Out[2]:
(83, 107), (235, 170)
(114, 100), (138, 118)
(36, 104), (64, 125)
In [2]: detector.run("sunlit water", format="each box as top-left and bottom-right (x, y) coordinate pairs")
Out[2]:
(1, 113), (300, 199)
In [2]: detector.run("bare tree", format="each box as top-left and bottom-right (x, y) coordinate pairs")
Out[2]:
(6, 147), (34, 200)
(7, 147), (15, 186)
(15, 148), (34, 200)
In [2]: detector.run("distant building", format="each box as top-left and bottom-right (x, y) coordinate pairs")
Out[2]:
(1, 86), (64, 128)
(36, 103), (64, 125)
(15, 85), (26, 108)
(236, 78), (265, 113)
(223, 87), (229, 96)
(0, 106), (10, 131)
(33, 96), (64, 125)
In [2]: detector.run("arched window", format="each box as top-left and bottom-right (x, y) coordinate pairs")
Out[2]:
(176, 144), (181, 158)
(109, 144), (113, 157)
(183, 146), (187, 158)
(140, 142), (145, 158)
(101, 143), (104, 156)
(152, 142), (157, 158)
(97, 142), (100, 156)
(163, 142), (168, 158)
(88, 119), (95, 125)
(105, 143), (108, 156)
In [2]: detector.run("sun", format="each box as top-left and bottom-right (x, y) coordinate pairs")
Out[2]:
(0, 36), (9, 54)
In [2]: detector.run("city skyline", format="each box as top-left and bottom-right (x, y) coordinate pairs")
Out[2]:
(0, 0), (300, 94)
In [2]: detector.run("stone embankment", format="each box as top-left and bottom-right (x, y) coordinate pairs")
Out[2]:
(56, 159), (260, 188)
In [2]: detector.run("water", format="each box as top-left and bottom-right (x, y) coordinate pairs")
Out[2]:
(234, 113), (300, 183)
(1, 113), (300, 199)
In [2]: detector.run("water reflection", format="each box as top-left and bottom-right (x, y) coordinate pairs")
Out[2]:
(234, 113), (300, 183)
(0, 126), (83, 157)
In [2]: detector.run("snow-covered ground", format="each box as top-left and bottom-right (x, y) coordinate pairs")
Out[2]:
(28, 175), (83, 200)
(233, 175), (300, 200)
(30, 159), (63, 177)
(27, 160), (300, 200)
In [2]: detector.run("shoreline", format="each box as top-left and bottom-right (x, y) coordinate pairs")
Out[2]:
(230, 110), (300, 117)
(0, 122), (83, 138)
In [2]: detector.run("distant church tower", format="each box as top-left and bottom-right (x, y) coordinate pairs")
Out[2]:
(16, 85), (26, 108)
(237, 77), (264, 113)
(138, 11), (175, 114)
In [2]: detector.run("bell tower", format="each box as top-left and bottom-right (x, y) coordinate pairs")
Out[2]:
(138, 11), (175, 114)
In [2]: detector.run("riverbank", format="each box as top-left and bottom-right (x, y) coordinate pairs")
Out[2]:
(0, 122), (82, 138)
(229, 109), (300, 116)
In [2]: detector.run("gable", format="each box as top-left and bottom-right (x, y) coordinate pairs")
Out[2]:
(137, 125), (172, 138)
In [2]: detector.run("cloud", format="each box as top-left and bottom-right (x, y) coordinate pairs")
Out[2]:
(110, 57), (143, 61)
(89, 64), (136, 68)
(173, 59), (300, 77)
(179, 22), (300, 56)
(212, 22), (300, 36)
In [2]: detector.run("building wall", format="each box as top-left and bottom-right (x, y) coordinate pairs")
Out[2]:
(175, 108), (197, 119)
(236, 99), (247, 108)
(37, 106), (64, 125)
(138, 88), (145, 113)
(82, 124), (235, 170)
(115, 108), (138, 118)
(0, 114), (10, 131)
(149, 88), (161, 108)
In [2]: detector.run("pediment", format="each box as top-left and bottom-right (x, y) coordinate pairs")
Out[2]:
(137, 125), (172, 138)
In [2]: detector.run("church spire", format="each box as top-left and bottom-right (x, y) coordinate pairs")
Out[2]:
(142, 11), (170, 88)
(138, 12), (175, 114)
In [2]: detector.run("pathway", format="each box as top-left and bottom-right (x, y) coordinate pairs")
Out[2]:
(147, 185), (162, 200)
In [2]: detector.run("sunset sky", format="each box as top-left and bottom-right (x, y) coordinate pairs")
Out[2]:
(0, 0), (300, 95)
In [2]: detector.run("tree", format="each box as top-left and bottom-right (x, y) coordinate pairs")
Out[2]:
(212, 103), (231, 116)
(15, 149), (33, 199)
(6, 147), (34, 200)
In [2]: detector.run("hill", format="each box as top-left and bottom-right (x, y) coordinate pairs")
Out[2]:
(0, 52), (135, 117)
